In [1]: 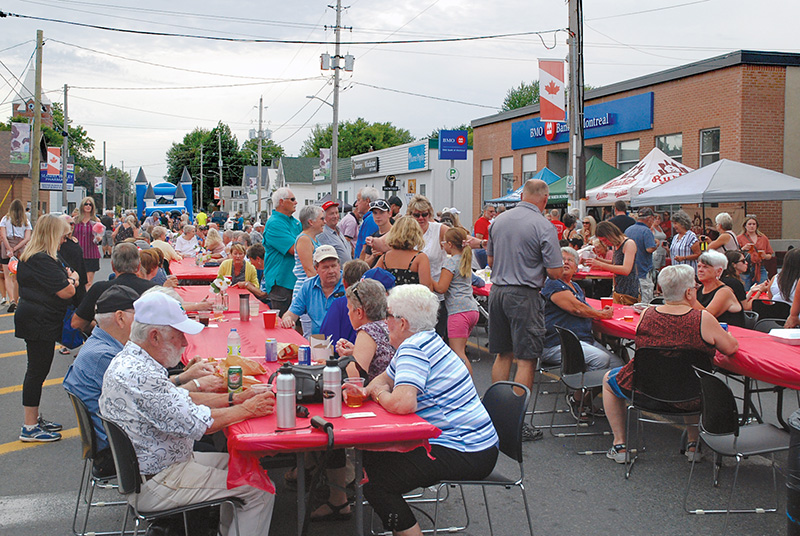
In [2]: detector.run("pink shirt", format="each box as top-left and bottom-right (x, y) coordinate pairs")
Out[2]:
(74, 220), (100, 259)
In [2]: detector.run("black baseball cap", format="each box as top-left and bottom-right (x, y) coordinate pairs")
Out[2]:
(96, 285), (140, 314)
(370, 199), (391, 212)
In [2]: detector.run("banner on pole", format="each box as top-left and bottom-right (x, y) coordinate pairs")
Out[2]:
(214, 187), (220, 200)
(10, 122), (30, 165)
(39, 147), (74, 191)
(538, 59), (566, 123)
(319, 148), (331, 177)
(94, 176), (103, 193)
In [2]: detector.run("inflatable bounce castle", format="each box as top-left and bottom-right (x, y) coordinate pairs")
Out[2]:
(135, 166), (194, 220)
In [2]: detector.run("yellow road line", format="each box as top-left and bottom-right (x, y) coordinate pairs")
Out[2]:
(0, 427), (79, 455)
(0, 350), (26, 359)
(0, 328), (13, 334)
(0, 377), (63, 396)
(0, 313), (13, 318)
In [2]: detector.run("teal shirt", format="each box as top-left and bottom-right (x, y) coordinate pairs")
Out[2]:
(261, 211), (302, 294)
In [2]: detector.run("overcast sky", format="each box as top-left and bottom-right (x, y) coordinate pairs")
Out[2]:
(1, 0), (799, 183)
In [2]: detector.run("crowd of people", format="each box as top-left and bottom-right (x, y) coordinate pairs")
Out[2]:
(9, 181), (797, 536)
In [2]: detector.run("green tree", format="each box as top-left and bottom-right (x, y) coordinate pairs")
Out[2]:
(299, 118), (415, 158)
(502, 81), (540, 111)
(240, 137), (284, 168)
(428, 125), (474, 147)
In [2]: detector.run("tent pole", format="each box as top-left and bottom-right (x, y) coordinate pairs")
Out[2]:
(702, 204), (706, 235)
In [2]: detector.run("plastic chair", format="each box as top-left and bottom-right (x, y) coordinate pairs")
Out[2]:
(432, 382), (534, 536)
(548, 327), (611, 450)
(624, 347), (710, 479)
(751, 299), (790, 321)
(99, 416), (243, 536)
(685, 368), (789, 533)
(754, 318), (785, 333)
(66, 390), (126, 536)
(743, 310), (759, 330)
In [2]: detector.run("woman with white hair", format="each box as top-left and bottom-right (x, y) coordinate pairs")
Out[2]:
(174, 225), (199, 257)
(602, 264), (738, 464)
(701, 212), (739, 253)
(696, 250), (745, 327)
(361, 285), (498, 536)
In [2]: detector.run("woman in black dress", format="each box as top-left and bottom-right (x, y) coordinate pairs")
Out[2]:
(16, 214), (78, 442)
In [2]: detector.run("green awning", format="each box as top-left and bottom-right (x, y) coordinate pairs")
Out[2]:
(548, 157), (623, 201)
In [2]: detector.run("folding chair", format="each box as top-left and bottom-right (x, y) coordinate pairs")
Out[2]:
(100, 416), (243, 536)
(433, 382), (534, 536)
(754, 318), (785, 333)
(624, 347), (709, 479)
(685, 368), (789, 534)
(743, 310), (759, 330)
(751, 299), (790, 322)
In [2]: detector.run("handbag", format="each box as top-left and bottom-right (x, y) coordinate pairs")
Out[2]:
(267, 356), (354, 404)
(2, 235), (22, 259)
(61, 306), (86, 350)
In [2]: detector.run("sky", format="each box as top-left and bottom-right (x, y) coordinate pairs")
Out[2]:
(1, 0), (799, 183)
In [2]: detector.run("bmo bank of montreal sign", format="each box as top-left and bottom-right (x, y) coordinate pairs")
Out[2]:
(510, 92), (654, 150)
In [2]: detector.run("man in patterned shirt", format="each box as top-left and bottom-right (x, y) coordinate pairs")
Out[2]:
(99, 292), (276, 535)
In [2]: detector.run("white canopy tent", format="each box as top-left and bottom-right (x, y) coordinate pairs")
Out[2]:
(631, 159), (800, 205)
(585, 147), (693, 206)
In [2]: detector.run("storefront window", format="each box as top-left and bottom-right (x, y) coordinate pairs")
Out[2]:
(481, 159), (493, 205)
(617, 140), (640, 172)
(521, 153), (537, 181)
(419, 184), (426, 197)
(500, 157), (514, 194)
(655, 133), (682, 162)
(700, 128), (720, 167)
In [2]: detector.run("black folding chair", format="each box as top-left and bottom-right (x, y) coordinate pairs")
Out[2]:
(743, 310), (759, 330)
(624, 347), (710, 479)
(685, 368), (789, 534)
(754, 318), (785, 333)
(99, 415), (243, 536)
(751, 299), (790, 321)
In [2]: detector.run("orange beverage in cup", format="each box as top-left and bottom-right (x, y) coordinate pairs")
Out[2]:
(343, 377), (366, 408)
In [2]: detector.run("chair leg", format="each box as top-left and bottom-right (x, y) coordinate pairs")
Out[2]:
(229, 499), (242, 536)
(722, 456), (743, 534)
(481, 486), (493, 536)
(72, 459), (90, 535)
(81, 478), (97, 536)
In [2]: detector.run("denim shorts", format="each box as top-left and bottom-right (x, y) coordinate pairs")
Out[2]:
(605, 366), (631, 401)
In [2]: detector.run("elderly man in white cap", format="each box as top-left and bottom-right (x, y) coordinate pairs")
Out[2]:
(280, 244), (345, 335)
(99, 291), (276, 536)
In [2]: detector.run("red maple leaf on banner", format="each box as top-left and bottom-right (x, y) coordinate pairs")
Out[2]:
(545, 80), (560, 95)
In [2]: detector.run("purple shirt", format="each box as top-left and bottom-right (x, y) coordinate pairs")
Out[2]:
(73, 220), (100, 259)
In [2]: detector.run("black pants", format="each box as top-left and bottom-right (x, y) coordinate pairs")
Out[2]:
(435, 300), (449, 345)
(22, 339), (56, 407)
(364, 444), (498, 532)
(267, 285), (293, 317)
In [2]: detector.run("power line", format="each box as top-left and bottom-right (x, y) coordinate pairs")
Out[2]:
(69, 94), (252, 124)
(586, 0), (712, 21)
(68, 76), (325, 91)
(0, 10), (565, 46)
(352, 82), (500, 110)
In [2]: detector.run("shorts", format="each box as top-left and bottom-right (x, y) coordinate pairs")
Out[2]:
(605, 366), (631, 400)
(447, 310), (479, 339)
(0, 256), (8, 265)
(84, 258), (100, 273)
(488, 285), (544, 361)
(101, 230), (113, 247)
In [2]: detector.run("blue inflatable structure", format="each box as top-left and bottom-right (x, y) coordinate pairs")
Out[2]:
(134, 167), (193, 219)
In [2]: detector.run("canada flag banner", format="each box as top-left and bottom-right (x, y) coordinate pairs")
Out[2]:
(539, 59), (565, 123)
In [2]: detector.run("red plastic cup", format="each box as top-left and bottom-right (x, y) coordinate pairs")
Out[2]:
(600, 297), (614, 309)
(263, 310), (278, 329)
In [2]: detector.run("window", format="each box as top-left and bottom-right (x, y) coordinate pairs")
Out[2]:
(481, 159), (493, 205)
(500, 157), (514, 194)
(655, 133), (682, 163)
(700, 128), (720, 167)
(617, 139), (640, 172)
(521, 153), (537, 181)
(419, 183), (426, 197)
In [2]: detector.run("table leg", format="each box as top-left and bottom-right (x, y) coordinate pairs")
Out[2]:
(296, 453), (305, 536)
(355, 450), (364, 536)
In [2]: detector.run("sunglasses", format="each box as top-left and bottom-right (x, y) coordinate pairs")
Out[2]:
(583, 221), (590, 225)
(351, 282), (362, 306)
(411, 212), (429, 219)
(84, 202), (93, 207)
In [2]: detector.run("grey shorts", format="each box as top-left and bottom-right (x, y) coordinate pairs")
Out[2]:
(101, 230), (113, 247)
(488, 285), (545, 361)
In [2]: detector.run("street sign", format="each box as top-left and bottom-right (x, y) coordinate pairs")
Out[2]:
(382, 175), (400, 192)
(438, 130), (468, 160)
(447, 168), (459, 182)
(566, 174), (575, 194)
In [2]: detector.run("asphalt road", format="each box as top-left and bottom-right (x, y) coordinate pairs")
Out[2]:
(0, 256), (793, 535)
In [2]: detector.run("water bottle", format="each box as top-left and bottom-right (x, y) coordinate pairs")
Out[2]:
(227, 328), (241, 357)
(276, 364), (296, 429)
(322, 359), (342, 418)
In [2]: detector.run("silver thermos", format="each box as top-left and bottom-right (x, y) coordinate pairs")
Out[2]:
(275, 364), (296, 429)
(323, 359), (342, 418)
(239, 293), (250, 321)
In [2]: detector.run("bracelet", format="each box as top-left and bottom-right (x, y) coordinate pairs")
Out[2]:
(228, 392), (235, 407)
(375, 390), (388, 404)
(192, 379), (201, 390)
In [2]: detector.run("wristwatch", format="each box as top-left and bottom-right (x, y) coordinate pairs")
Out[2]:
(228, 392), (235, 407)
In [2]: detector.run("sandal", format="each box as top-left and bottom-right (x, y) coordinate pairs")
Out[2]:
(58, 346), (72, 355)
(684, 441), (702, 463)
(310, 500), (352, 522)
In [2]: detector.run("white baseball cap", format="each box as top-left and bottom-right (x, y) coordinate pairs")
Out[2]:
(133, 292), (204, 335)
(313, 244), (340, 264)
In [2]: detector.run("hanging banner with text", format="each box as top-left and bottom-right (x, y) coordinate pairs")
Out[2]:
(39, 147), (74, 191)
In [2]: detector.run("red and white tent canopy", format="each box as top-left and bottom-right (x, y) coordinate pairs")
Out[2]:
(586, 147), (693, 206)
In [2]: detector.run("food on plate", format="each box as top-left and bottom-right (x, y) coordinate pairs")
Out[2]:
(277, 342), (299, 361)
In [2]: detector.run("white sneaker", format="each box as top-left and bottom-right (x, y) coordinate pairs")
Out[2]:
(0, 298), (7, 305)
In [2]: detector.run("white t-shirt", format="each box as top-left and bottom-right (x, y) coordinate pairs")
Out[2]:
(0, 215), (31, 239)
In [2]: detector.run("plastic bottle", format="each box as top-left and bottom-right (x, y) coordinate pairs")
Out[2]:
(276, 364), (296, 429)
(322, 359), (342, 418)
(227, 328), (241, 357)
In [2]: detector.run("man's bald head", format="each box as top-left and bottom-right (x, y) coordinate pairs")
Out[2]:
(521, 179), (549, 209)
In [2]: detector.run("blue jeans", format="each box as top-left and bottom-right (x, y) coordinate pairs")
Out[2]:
(743, 266), (768, 290)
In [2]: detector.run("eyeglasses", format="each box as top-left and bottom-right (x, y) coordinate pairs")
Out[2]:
(411, 212), (429, 219)
(288, 197), (296, 202)
(582, 221), (590, 225)
(351, 282), (362, 306)
(84, 202), (93, 207)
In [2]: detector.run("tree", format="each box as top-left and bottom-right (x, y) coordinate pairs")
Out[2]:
(240, 137), (284, 168)
(299, 118), (415, 159)
(502, 81), (540, 111)
(428, 124), (474, 147)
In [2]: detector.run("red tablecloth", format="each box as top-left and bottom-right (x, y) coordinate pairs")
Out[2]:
(170, 258), (220, 281)
(586, 298), (800, 390)
(226, 400), (441, 491)
(472, 269), (615, 297)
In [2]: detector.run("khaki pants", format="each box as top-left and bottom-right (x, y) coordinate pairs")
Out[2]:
(135, 452), (274, 536)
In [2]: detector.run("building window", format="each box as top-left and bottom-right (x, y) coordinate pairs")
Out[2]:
(500, 157), (514, 194)
(419, 183), (426, 197)
(521, 153), (537, 181)
(655, 133), (682, 162)
(700, 128), (720, 167)
(617, 139), (640, 172)
(481, 159), (493, 205)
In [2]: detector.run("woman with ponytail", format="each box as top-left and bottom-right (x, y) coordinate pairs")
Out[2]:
(432, 226), (479, 375)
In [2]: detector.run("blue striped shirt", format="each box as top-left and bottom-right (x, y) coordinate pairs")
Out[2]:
(388, 331), (498, 452)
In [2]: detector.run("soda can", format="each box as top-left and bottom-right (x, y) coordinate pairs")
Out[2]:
(265, 338), (278, 363)
(227, 365), (243, 393)
(298, 345), (311, 366)
(719, 322), (728, 331)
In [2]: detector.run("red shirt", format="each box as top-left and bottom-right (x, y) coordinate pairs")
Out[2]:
(473, 216), (491, 238)
(551, 220), (566, 240)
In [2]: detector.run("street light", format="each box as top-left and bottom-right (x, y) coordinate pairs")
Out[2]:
(306, 95), (333, 108)
(305, 94), (338, 203)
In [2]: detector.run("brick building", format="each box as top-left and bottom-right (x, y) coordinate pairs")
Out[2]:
(471, 50), (800, 244)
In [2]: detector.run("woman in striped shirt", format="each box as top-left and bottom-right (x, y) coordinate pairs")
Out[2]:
(73, 197), (101, 287)
(669, 210), (701, 272)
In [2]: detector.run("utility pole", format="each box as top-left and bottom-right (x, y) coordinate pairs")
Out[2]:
(568, 0), (586, 212)
(257, 95), (263, 215)
(217, 130), (223, 211)
(102, 142), (107, 210)
(200, 145), (204, 211)
(61, 84), (69, 213)
(30, 30), (43, 225)
(330, 0), (342, 202)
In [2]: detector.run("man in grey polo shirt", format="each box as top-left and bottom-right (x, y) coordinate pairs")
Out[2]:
(487, 179), (563, 441)
(317, 200), (352, 265)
